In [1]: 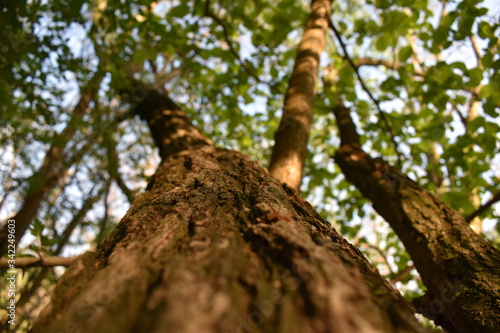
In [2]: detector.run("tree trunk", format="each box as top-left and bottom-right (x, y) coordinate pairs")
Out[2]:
(30, 90), (427, 333)
(269, 0), (331, 192)
(332, 104), (500, 333)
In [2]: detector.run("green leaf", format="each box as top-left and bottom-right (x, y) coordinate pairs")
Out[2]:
(374, 33), (391, 51)
(478, 21), (494, 39)
(399, 45), (412, 62)
(169, 3), (191, 18)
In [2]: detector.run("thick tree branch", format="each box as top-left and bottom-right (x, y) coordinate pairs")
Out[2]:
(269, 0), (332, 192)
(133, 89), (213, 160)
(332, 101), (500, 333)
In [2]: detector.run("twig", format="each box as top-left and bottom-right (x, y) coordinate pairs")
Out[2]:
(359, 243), (394, 276)
(328, 18), (403, 167)
(390, 264), (415, 284)
(466, 189), (500, 223)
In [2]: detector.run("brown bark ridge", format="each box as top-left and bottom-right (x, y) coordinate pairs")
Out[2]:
(0, 72), (102, 257)
(269, 0), (331, 192)
(30, 90), (427, 333)
(332, 103), (500, 333)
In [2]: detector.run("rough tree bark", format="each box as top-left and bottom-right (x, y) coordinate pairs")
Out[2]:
(30, 90), (427, 333)
(0, 72), (102, 257)
(332, 103), (500, 333)
(269, 0), (331, 192)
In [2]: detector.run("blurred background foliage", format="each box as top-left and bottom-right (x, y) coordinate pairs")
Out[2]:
(0, 0), (499, 330)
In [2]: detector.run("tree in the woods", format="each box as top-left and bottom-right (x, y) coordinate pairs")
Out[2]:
(1, 0), (499, 332)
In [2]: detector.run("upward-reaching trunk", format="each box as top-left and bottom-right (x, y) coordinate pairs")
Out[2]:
(30, 89), (427, 333)
(332, 103), (500, 333)
(0, 73), (102, 256)
(269, 0), (331, 192)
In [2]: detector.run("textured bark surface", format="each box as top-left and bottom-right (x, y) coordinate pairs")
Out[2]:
(269, 0), (331, 192)
(30, 91), (427, 333)
(333, 104), (500, 333)
(0, 73), (102, 256)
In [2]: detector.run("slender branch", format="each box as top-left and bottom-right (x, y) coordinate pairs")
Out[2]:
(95, 180), (111, 245)
(390, 264), (416, 284)
(466, 190), (500, 223)
(359, 243), (394, 275)
(454, 106), (469, 129)
(407, 35), (424, 71)
(470, 35), (483, 70)
(328, 18), (403, 167)
(104, 131), (136, 204)
(115, 174), (136, 204)
(0, 255), (77, 268)
(355, 57), (402, 71)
